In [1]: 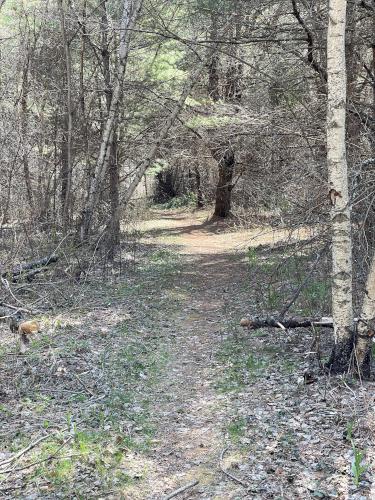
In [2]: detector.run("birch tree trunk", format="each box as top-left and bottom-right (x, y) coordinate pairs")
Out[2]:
(355, 256), (375, 377)
(326, 0), (355, 373)
(80, 0), (142, 241)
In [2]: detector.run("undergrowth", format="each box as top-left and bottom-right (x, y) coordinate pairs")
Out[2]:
(0, 247), (185, 498)
(155, 192), (197, 210)
(247, 246), (330, 316)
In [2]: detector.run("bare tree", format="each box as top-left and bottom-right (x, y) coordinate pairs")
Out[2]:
(58, 0), (73, 230)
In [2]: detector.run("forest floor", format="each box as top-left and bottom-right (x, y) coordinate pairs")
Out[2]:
(0, 208), (375, 499)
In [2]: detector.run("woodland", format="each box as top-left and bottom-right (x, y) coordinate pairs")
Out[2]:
(0, 0), (375, 498)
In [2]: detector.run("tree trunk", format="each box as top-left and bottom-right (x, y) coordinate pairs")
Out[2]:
(326, 0), (354, 373)
(80, 0), (142, 241)
(194, 166), (204, 208)
(20, 47), (34, 211)
(354, 255), (375, 377)
(213, 146), (235, 218)
(79, 0), (90, 208)
(101, 0), (120, 259)
(107, 130), (120, 258)
(155, 168), (176, 203)
(59, 0), (73, 231)
(223, 4), (243, 103)
(207, 12), (220, 102)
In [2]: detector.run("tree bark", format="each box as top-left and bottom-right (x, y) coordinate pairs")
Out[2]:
(20, 45), (34, 210)
(59, 0), (73, 231)
(213, 146), (235, 218)
(207, 12), (220, 101)
(223, 4), (243, 103)
(101, 0), (120, 259)
(354, 255), (375, 377)
(194, 166), (204, 208)
(80, 0), (143, 241)
(326, 0), (354, 373)
(240, 316), (335, 330)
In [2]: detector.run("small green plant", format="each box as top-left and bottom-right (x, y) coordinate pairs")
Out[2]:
(247, 247), (258, 266)
(267, 287), (282, 310)
(345, 421), (368, 487)
(351, 442), (368, 487)
(227, 417), (247, 442)
(345, 420), (354, 441)
(300, 280), (329, 314)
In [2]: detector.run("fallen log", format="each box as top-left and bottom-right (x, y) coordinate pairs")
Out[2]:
(240, 316), (371, 331)
(240, 316), (334, 330)
(1, 254), (58, 281)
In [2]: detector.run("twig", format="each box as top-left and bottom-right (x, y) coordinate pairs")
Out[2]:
(1, 277), (26, 308)
(219, 447), (249, 488)
(73, 373), (95, 397)
(275, 321), (286, 330)
(0, 302), (31, 313)
(163, 480), (199, 499)
(0, 437), (73, 475)
(0, 432), (56, 469)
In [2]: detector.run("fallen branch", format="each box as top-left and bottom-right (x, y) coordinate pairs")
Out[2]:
(1, 278), (27, 309)
(163, 480), (199, 500)
(240, 316), (335, 330)
(0, 432), (56, 469)
(73, 373), (95, 397)
(220, 448), (249, 488)
(0, 437), (73, 475)
(1, 254), (58, 281)
(0, 307), (24, 321)
(12, 268), (46, 282)
(0, 302), (31, 313)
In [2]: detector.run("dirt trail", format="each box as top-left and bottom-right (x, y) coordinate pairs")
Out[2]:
(131, 209), (281, 498)
(139, 209), (313, 255)
(128, 210), (306, 499)
(144, 264), (240, 498)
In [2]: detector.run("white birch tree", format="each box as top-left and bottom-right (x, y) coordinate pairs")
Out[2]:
(326, 0), (355, 373)
(355, 257), (375, 377)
